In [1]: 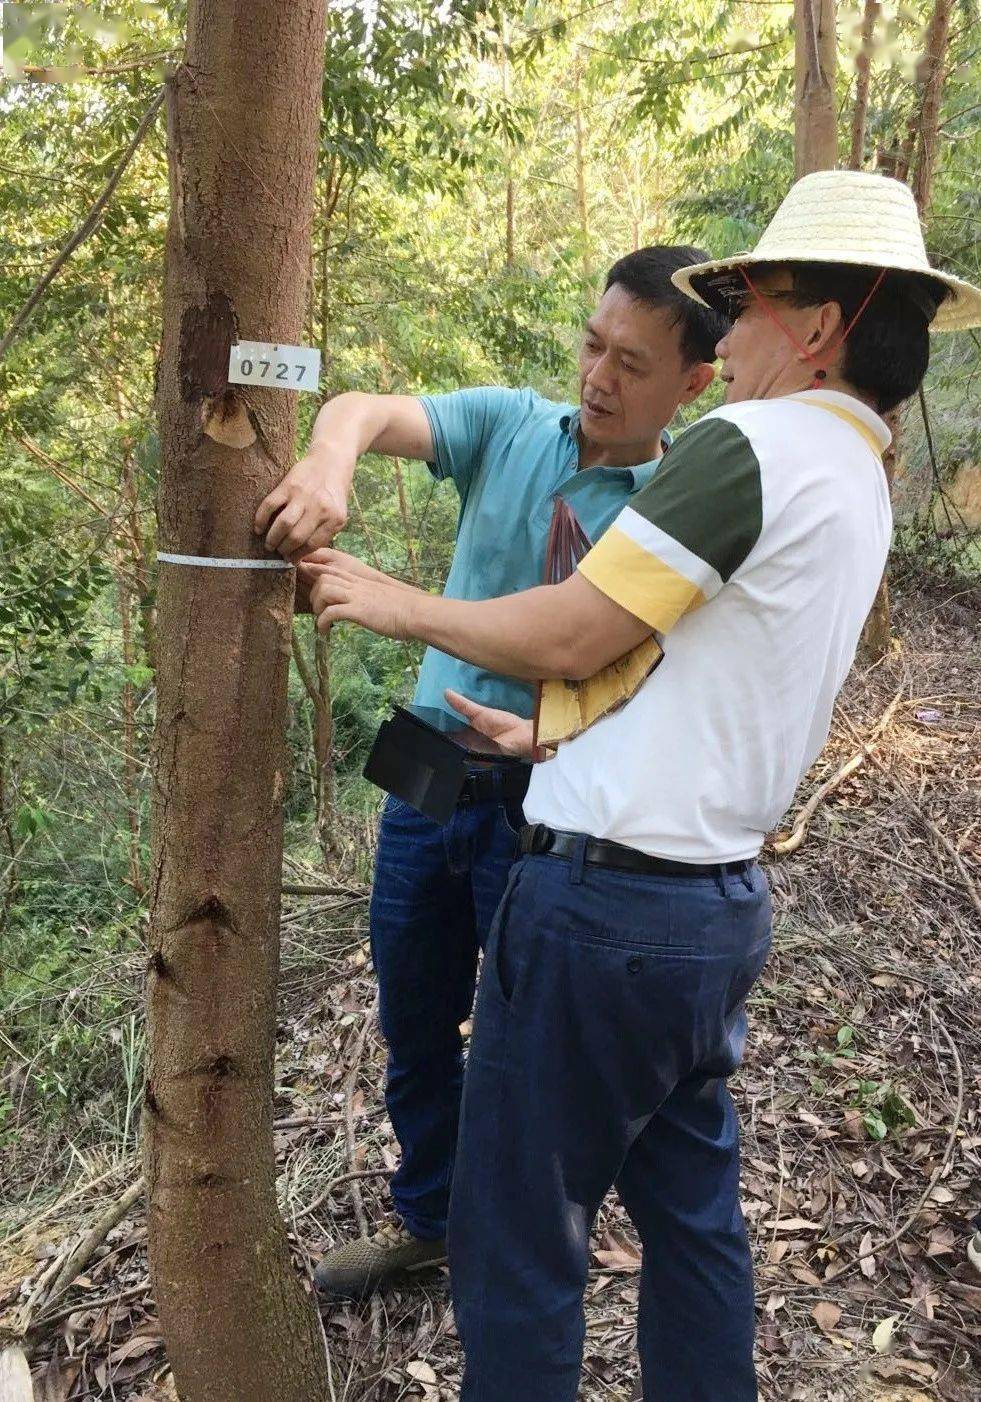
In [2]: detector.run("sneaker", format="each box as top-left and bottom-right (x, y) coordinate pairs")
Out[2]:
(313, 1215), (447, 1300)
(969, 1230), (981, 1275)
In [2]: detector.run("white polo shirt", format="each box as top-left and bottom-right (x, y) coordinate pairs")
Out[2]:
(523, 390), (892, 863)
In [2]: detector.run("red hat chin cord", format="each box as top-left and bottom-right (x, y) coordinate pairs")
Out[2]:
(736, 265), (887, 390)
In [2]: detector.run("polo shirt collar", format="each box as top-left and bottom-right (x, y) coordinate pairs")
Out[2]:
(559, 410), (666, 489)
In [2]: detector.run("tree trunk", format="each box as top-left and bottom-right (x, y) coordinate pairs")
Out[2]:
(506, 178), (516, 268)
(859, 406), (901, 658)
(145, 4), (330, 1400)
(118, 573), (143, 895)
(501, 22), (516, 268)
(291, 626), (336, 860)
(573, 61), (593, 297)
(847, 0), (879, 169)
(794, 0), (838, 176)
(910, 0), (954, 215)
(860, 0), (952, 660)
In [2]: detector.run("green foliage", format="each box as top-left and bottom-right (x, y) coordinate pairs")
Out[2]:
(0, 0), (978, 1182)
(849, 1078), (917, 1141)
(0, 464), (111, 726)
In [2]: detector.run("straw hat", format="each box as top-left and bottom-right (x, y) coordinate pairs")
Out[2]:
(672, 170), (981, 333)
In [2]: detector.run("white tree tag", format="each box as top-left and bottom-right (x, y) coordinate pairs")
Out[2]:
(228, 340), (321, 393)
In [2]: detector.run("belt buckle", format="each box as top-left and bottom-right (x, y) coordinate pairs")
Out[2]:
(524, 823), (552, 855)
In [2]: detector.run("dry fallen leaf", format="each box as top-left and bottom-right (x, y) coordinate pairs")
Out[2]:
(109, 1332), (163, 1366)
(925, 1225), (956, 1256)
(406, 1360), (438, 1386)
(594, 1229), (642, 1272)
(765, 1216), (820, 1232)
(872, 1313), (899, 1354)
(859, 1229), (876, 1278)
(593, 1246), (642, 1272)
(842, 1108), (865, 1140)
(40, 1352), (83, 1402)
(812, 1300), (842, 1333)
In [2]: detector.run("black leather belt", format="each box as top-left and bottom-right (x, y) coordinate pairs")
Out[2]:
(457, 764), (531, 807)
(518, 824), (752, 879)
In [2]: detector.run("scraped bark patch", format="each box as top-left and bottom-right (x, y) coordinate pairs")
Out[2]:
(179, 292), (236, 401)
(202, 392), (257, 448)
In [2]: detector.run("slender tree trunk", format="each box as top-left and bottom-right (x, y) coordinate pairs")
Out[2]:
(860, 0), (952, 660)
(500, 22), (516, 268)
(848, 0), (879, 168)
(858, 411), (901, 658)
(573, 62), (593, 297)
(299, 186), (340, 855)
(393, 456), (421, 588)
(145, 4), (330, 1400)
(910, 0), (953, 214)
(118, 574), (143, 895)
(291, 626), (336, 860)
(106, 317), (157, 670)
(506, 178), (516, 268)
(794, 0), (838, 176)
(313, 631), (335, 849)
(0, 734), (18, 962)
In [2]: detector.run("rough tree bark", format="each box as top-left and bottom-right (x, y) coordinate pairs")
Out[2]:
(795, 0), (838, 176)
(910, 0), (954, 214)
(144, 3), (330, 1400)
(848, 0), (880, 169)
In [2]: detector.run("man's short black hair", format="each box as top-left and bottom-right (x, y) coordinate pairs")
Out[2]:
(604, 246), (730, 366)
(768, 261), (950, 413)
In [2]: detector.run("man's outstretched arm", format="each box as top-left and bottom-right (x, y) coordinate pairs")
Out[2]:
(254, 392), (433, 560)
(299, 552), (651, 681)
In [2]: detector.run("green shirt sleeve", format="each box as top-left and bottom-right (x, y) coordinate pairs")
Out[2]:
(578, 417), (764, 633)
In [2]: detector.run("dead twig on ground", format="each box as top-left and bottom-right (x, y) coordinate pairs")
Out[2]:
(16, 1178), (144, 1332)
(837, 706), (981, 920)
(771, 690), (903, 856)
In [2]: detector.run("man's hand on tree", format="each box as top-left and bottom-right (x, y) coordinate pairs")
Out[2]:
(299, 552), (417, 639)
(254, 452), (350, 560)
(444, 689), (535, 760)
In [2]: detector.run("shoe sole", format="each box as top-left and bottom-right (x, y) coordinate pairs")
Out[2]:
(315, 1253), (448, 1303)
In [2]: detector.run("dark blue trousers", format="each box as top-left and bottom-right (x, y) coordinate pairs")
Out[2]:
(449, 843), (772, 1401)
(369, 783), (523, 1240)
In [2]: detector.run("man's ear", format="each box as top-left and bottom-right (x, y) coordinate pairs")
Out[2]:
(803, 301), (844, 355)
(679, 361), (716, 404)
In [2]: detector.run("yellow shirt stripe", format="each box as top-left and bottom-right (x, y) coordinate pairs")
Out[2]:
(789, 397), (884, 460)
(578, 525), (706, 632)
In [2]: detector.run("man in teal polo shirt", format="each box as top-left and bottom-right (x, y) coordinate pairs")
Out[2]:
(255, 245), (727, 1297)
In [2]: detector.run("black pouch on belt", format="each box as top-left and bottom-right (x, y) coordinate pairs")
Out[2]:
(364, 703), (528, 824)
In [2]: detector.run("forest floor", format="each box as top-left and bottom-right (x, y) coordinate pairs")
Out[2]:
(1, 568), (979, 1401)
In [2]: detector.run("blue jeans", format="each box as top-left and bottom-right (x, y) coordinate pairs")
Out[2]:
(449, 843), (772, 1402)
(369, 781), (524, 1240)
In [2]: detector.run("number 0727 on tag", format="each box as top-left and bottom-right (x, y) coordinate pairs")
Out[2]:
(228, 340), (321, 393)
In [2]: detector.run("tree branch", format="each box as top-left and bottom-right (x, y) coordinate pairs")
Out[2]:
(0, 88), (165, 371)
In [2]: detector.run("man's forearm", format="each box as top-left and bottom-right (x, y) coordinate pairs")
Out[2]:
(306, 393), (388, 485)
(400, 584), (583, 681)
(309, 557), (652, 679)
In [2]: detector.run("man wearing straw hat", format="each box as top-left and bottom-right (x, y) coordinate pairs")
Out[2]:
(301, 171), (981, 1400)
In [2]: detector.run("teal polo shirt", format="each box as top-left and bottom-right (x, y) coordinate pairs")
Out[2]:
(414, 386), (666, 721)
